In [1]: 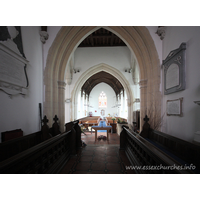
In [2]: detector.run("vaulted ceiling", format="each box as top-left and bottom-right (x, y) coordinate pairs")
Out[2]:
(78, 28), (126, 47)
(81, 71), (124, 97)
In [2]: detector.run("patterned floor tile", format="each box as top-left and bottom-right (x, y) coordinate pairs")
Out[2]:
(59, 132), (136, 174)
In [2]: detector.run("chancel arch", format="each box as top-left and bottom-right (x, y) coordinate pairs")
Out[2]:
(71, 63), (133, 123)
(44, 26), (161, 131)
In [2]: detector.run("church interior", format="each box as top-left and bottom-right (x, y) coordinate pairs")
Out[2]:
(2, 3), (200, 200)
(1, 25), (200, 189)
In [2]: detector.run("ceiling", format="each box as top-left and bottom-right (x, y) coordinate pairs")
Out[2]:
(81, 71), (124, 97)
(78, 28), (126, 47)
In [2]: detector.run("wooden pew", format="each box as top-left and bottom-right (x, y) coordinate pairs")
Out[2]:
(0, 130), (42, 162)
(106, 117), (127, 123)
(78, 116), (100, 123)
(0, 119), (82, 174)
(78, 116), (101, 128)
(120, 126), (194, 174)
(0, 115), (59, 162)
(105, 117), (116, 133)
(139, 115), (200, 172)
(105, 117), (127, 133)
(0, 130), (72, 174)
(1, 129), (23, 142)
(65, 120), (82, 155)
(148, 129), (200, 170)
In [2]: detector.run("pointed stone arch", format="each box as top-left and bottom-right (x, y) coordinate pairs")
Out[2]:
(71, 63), (134, 124)
(44, 26), (161, 131)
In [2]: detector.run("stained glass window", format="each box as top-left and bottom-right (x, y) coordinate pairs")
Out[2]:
(99, 91), (107, 108)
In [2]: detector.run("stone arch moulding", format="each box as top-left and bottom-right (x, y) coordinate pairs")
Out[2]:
(44, 26), (161, 132)
(70, 63), (134, 124)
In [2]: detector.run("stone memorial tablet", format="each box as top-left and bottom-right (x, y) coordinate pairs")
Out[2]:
(166, 63), (179, 89)
(163, 43), (186, 95)
(167, 98), (183, 116)
(0, 27), (28, 97)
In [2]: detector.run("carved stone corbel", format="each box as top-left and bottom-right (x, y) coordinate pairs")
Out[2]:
(155, 26), (166, 40)
(40, 31), (49, 44)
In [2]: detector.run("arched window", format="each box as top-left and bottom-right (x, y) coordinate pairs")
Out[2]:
(99, 91), (107, 108)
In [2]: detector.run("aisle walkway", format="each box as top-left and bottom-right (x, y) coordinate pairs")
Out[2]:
(60, 131), (135, 174)
(60, 145), (135, 174)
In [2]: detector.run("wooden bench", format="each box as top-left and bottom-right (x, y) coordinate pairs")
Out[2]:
(139, 115), (200, 172)
(1, 129), (23, 142)
(0, 119), (82, 174)
(78, 116), (101, 129)
(105, 117), (117, 133)
(106, 117), (127, 123)
(0, 115), (59, 163)
(105, 117), (127, 133)
(0, 130), (72, 174)
(120, 126), (194, 174)
(105, 117), (114, 124)
(65, 120), (82, 155)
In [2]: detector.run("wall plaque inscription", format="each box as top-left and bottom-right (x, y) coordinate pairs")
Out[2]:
(163, 43), (186, 95)
(167, 98), (183, 116)
(166, 63), (179, 89)
(0, 26), (29, 97)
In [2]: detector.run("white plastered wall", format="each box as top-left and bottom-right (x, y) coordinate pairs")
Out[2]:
(0, 26), (43, 142)
(162, 26), (200, 142)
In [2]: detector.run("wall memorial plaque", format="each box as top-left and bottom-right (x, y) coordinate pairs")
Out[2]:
(167, 98), (183, 116)
(162, 43), (186, 95)
(0, 26), (29, 97)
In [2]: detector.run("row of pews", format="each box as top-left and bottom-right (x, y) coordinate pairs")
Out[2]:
(106, 117), (127, 124)
(2, 114), (199, 174)
(78, 116), (101, 130)
(0, 115), (82, 174)
(120, 115), (200, 174)
(106, 117), (127, 133)
(78, 116), (127, 133)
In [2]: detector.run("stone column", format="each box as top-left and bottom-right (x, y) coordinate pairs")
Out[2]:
(80, 91), (83, 118)
(139, 79), (148, 131)
(84, 94), (86, 117)
(123, 92), (126, 118)
(119, 93), (122, 117)
(57, 81), (66, 133)
(86, 94), (89, 116)
(127, 98), (132, 124)
(117, 95), (120, 117)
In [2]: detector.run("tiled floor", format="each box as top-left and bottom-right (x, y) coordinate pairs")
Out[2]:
(59, 131), (135, 174)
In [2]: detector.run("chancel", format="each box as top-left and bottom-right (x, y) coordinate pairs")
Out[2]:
(0, 26), (200, 174)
